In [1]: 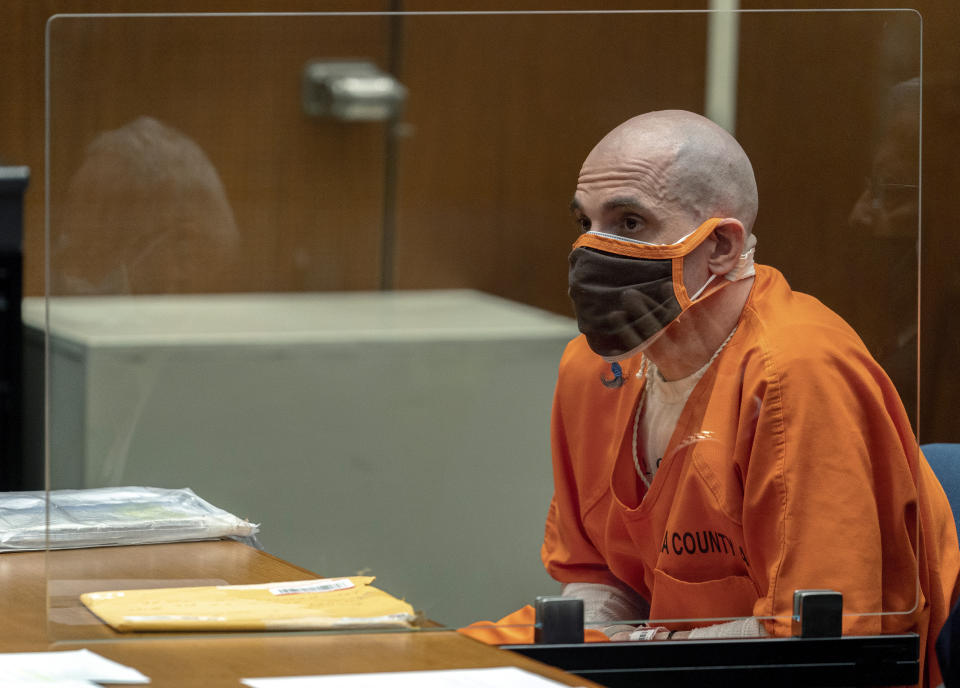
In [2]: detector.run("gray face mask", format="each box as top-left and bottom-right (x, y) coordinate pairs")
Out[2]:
(568, 248), (680, 360)
(567, 219), (757, 363)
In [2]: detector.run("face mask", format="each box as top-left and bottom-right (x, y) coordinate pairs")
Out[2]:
(568, 217), (756, 362)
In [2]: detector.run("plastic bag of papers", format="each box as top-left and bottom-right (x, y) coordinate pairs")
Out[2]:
(0, 486), (258, 551)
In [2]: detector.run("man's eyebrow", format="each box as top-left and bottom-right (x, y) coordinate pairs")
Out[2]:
(603, 196), (647, 212)
(569, 196), (649, 215)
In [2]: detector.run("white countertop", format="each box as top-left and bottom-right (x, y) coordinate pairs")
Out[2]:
(23, 290), (577, 347)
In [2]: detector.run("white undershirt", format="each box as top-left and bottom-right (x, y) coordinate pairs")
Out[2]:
(641, 359), (712, 480)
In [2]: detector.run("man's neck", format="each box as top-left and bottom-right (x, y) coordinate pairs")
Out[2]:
(643, 277), (754, 381)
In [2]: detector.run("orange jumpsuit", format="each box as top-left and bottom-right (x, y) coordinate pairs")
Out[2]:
(542, 265), (960, 687)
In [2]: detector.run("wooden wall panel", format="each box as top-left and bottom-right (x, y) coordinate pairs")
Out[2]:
(738, 0), (959, 442)
(3, 1), (958, 440)
(392, 4), (707, 315)
(3, 1), (393, 297)
(735, 10), (921, 420)
(903, 3), (960, 444)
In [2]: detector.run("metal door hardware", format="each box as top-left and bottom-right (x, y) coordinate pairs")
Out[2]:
(302, 60), (407, 122)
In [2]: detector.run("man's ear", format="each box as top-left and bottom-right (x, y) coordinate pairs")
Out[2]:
(708, 218), (746, 275)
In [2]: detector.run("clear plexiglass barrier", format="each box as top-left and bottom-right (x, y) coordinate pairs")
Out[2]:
(39, 9), (929, 647)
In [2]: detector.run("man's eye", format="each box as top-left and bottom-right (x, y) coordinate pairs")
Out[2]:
(622, 217), (643, 232)
(578, 217), (592, 233)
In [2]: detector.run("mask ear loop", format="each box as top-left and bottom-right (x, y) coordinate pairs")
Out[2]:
(726, 233), (758, 281)
(688, 273), (718, 301)
(674, 257), (722, 309)
(674, 227), (756, 307)
(676, 270), (720, 309)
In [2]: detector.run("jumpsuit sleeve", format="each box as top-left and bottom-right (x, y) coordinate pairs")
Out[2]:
(541, 358), (621, 588)
(741, 337), (922, 639)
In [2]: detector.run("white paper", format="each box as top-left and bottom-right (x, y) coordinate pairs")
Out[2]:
(0, 682), (100, 688)
(242, 666), (580, 688)
(0, 649), (149, 684)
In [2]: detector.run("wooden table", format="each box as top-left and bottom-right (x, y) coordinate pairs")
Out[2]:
(0, 540), (599, 686)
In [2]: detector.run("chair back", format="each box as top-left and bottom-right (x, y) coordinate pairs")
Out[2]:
(922, 443), (960, 541)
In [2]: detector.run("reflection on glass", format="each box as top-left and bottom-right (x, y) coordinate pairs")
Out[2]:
(846, 77), (920, 421)
(915, 72), (960, 444)
(52, 116), (239, 296)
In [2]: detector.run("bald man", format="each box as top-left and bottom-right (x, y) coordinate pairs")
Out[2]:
(542, 111), (959, 686)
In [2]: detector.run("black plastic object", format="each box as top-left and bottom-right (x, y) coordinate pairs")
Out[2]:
(503, 633), (919, 687)
(793, 589), (843, 638)
(534, 595), (584, 645)
(0, 167), (28, 491)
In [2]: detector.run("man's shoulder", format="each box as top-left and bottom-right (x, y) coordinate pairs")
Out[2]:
(746, 265), (864, 352)
(558, 334), (603, 376)
(741, 265), (882, 381)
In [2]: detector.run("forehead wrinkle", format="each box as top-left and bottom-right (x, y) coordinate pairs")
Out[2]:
(577, 154), (676, 207)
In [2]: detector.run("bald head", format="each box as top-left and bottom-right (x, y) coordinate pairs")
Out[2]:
(582, 110), (758, 233)
(55, 116), (240, 295)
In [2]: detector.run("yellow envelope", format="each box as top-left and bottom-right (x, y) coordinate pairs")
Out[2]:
(80, 576), (416, 632)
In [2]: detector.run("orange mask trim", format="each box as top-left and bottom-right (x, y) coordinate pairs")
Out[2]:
(571, 217), (724, 311)
(571, 217), (723, 260)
